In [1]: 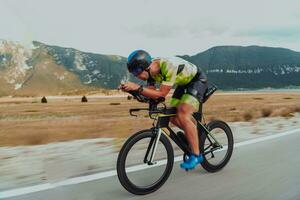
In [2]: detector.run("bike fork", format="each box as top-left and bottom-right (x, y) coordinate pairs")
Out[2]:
(144, 127), (162, 165)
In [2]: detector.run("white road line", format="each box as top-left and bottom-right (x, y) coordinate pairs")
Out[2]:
(1, 128), (300, 199)
(234, 128), (300, 147)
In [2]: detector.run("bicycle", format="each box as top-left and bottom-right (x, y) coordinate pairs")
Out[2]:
(116, 85), (234, 195)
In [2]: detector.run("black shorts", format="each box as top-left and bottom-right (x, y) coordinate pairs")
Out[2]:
(170, 71), (208, 110)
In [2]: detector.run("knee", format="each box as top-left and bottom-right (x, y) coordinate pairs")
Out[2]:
(177, 105), (191, 119)
(177, 105), (195, 126)
(177, 105), (185, 114)
(177, 104), (194, 115)
(176, 111), (189, 124)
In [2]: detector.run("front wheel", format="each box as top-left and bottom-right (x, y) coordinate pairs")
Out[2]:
(200, 120), (234, 172)
(117, 129), (174, 195)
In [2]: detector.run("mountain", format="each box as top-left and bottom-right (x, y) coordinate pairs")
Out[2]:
(35, 41), (129, 89)
(0, 40), (131, 96)
(180, 46), (300, 89)
(1, 40), (300, 96)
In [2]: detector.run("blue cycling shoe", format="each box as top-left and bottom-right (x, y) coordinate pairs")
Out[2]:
(180, 154), (204, 170)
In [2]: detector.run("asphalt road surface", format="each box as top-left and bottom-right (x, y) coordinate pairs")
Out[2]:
(3, 130), (300, 200)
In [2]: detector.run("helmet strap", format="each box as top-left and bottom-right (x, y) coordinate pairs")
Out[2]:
(145, 68), (155, 85)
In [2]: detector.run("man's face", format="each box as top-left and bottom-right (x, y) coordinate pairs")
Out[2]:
(136, 70), (148, 81)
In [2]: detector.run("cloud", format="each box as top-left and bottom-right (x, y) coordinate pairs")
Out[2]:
(234, 26), (300, 42)
(127, 20), (229, 40)
(127, 22), (184, 39)
(1, 0), (300, 56)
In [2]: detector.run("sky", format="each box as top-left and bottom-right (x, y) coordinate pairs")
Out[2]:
(0, 0), (300, 57)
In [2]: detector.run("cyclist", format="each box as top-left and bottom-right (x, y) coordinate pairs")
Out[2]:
(119, 50), (208, 170)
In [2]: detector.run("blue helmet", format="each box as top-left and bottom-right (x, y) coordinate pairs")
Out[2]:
(127, 50), (152, 76)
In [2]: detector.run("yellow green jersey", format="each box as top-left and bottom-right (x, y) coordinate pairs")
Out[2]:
(151, 57), (199, 87)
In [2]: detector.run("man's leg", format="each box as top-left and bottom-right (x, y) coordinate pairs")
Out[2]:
(177, 103), (199, 155)
(170, 116), (183, 129)
(177, 79), (207, 169)
(169, 85), (185, 129)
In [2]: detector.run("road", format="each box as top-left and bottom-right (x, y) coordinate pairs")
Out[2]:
(3, 130), (300, 200)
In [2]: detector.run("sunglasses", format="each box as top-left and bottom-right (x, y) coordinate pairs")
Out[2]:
(131, 67), (144, 76)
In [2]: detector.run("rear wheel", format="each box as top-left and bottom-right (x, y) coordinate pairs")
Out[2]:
(117, 129), (174, 195)
(200, 120), (234, 172)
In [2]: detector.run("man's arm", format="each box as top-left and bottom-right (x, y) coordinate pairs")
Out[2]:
(140, 84), (172, 99)
(146, 85), (156, 90)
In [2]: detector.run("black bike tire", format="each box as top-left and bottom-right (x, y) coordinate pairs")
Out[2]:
(200, 120), (234, 173)
(117, 129), (174, 195)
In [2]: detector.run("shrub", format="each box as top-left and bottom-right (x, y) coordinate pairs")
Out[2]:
(261, 108), (272, 117)
(293, 106), (300, 113)
(243, 112), (253, 121)
(271, 107), (293, 118)
(253, 97), (264, 100)
(41, 96), (47, 103)
(26, 135), (44, 145)
(81, 96), (88, 102)
(110, 102), (121, 105)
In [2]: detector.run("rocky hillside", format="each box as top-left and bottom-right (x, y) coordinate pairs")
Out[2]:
(0, 40), (130, 96)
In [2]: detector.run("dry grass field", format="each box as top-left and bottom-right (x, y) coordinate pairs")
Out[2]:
(0, 92), (300, 146)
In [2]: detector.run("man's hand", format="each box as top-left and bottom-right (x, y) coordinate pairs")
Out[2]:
(119, 82), (140, 92)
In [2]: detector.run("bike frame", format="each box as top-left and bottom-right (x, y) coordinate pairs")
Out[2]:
(145, 110), (223, 165)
